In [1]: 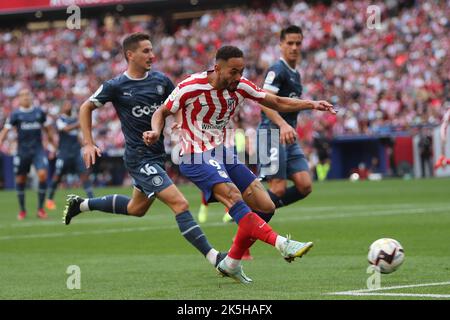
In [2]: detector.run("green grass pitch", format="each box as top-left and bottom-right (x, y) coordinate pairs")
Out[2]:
(0, 178), (449, 299)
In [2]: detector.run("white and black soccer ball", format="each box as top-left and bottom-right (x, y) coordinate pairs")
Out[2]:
(368, 238), (405, 274)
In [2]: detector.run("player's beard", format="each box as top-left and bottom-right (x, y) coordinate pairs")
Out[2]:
(227, 80), (240, 92)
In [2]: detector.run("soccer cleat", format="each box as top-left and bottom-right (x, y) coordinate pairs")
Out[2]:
(46, 199), (56, 210)
(63, 194), (84, 225)
(37, 208), (49, 219)
(215, 252), (228, 268)
(198, 203), (208, 224)
(216, 259), (253, 284)
(17, 211), (27, 220)
(280, 235), (314, 263)
(222, 212), (233, 223)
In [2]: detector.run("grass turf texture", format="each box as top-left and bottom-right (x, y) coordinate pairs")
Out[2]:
(0, 178), (449, 299)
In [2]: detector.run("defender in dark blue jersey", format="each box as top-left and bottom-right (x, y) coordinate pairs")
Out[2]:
(0, 88), (56, 220)
(258, 25), (313, 215)
(46, 101), (94, 210)
(63, 33), (225, 270)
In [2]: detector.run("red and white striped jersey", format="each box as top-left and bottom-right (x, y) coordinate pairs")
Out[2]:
(441, 108), (450, 141)
(165, 71), (266, 154)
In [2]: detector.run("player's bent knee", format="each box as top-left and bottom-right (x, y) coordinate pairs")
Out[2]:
(172, 199), (189, 213)
(271, 186), (286, 198)
(297, 184), (312, 197)
(259, 200), (276, 214)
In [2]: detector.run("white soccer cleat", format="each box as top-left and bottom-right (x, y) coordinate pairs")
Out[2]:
(280, 235), (314, 263)
(216, 259), (253, 284)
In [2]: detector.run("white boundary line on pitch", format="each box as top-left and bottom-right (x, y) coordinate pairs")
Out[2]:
(325, 281), (450, 299)
(0, 206), (449, 241)
(1, 202), (449, 229)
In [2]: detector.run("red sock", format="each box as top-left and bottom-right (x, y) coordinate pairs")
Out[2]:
(228, 212), (278, 259)
(201, 193), (208, 205)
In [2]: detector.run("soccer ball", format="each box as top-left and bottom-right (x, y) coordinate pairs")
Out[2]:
(368, 238), (405, 274)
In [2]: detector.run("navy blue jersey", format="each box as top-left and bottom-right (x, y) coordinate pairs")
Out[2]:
(89, 71), (174, 158)
(56, 114), (81, 158)
(260, 59), (303, 128)
(5, 107), (47, 155)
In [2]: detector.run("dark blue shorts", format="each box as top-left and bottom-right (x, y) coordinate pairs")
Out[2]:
(14, 149), (48, 175)
(54, 153), (86, 176)
(179, 147), (257, 202)
(258, 127), (309, 180)
(123, 152), (173, 198)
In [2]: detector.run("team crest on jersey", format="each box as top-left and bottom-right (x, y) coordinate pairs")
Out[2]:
(156, 85), (164, 95)
(152, 175), (164, 187)
(226, 98), (238, 111)
(265, 71), (276, 85)
(169, 86), (180, 101)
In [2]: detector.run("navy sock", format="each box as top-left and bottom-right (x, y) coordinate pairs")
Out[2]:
(268, 187), (307, 208)
(16, 183), (26, 212)
(87, 195), (130, 214)
(175, 211), (213, 256)
(279, 186), (307, 207)
(228, 200), (251, 224)
(48, 180), (59, 200)
(254, 210), (274, 223)
(38, 181), (47, 209)
(83, 180), (94, 198)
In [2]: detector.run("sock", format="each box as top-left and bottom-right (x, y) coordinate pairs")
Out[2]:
(205, 248), (219, 265)
(254, 210), (274, 223)
(83, 180), (94, 198)
(201, 193), (208, 206)
(38, 181), (47, 209)
(238, 212), (278, 246)
(268, 187), (307, 208)
(279, 186), (308, 207)
(223, 255), (241, 269)
(175, 211), (213, 257)
(228, 212), (278, 259)
(48, 180), (59, 200)
(228, 200), (252, 224)
(16, 182), (26, 212)
(87, 195), (130, 214)
(275, 235), (288, 251)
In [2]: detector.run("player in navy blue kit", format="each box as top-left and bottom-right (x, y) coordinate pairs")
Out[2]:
(258, 25), (313, 216)
(45, 101), (94, 210)
(63, 32), (225, 270)
(0, 88), (56, 220)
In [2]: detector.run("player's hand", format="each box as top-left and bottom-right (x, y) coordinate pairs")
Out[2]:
(279, 123), (297, 145)
(312, 101), (336, 114)
(143, 131), (160, 146)
(83, 144), (102, 168)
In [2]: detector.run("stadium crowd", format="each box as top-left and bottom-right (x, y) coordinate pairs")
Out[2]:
(0, 0), (448, 161)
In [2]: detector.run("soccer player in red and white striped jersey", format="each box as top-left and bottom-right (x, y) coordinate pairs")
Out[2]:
(435, 107), (450, 170)
(145, 46), (336, 283)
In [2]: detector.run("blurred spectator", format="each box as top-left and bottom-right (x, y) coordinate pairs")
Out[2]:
(418, 128), (434, 178)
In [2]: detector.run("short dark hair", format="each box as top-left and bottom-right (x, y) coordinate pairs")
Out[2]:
(122, 32), (151, 61)
(280, 25), (303, 41)
(215, 46), (244, 62)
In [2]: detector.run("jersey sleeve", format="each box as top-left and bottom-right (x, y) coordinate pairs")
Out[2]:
(238, 78), (267, 102)
(164, 85), (184, 114)
(89, 80), (116, 107)
(263, 65), (284, 94)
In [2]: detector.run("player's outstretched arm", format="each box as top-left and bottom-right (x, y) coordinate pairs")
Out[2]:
(143, 105), (173, 146)
(261, 92), (336, 114)
(79, 100), (102, 168)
